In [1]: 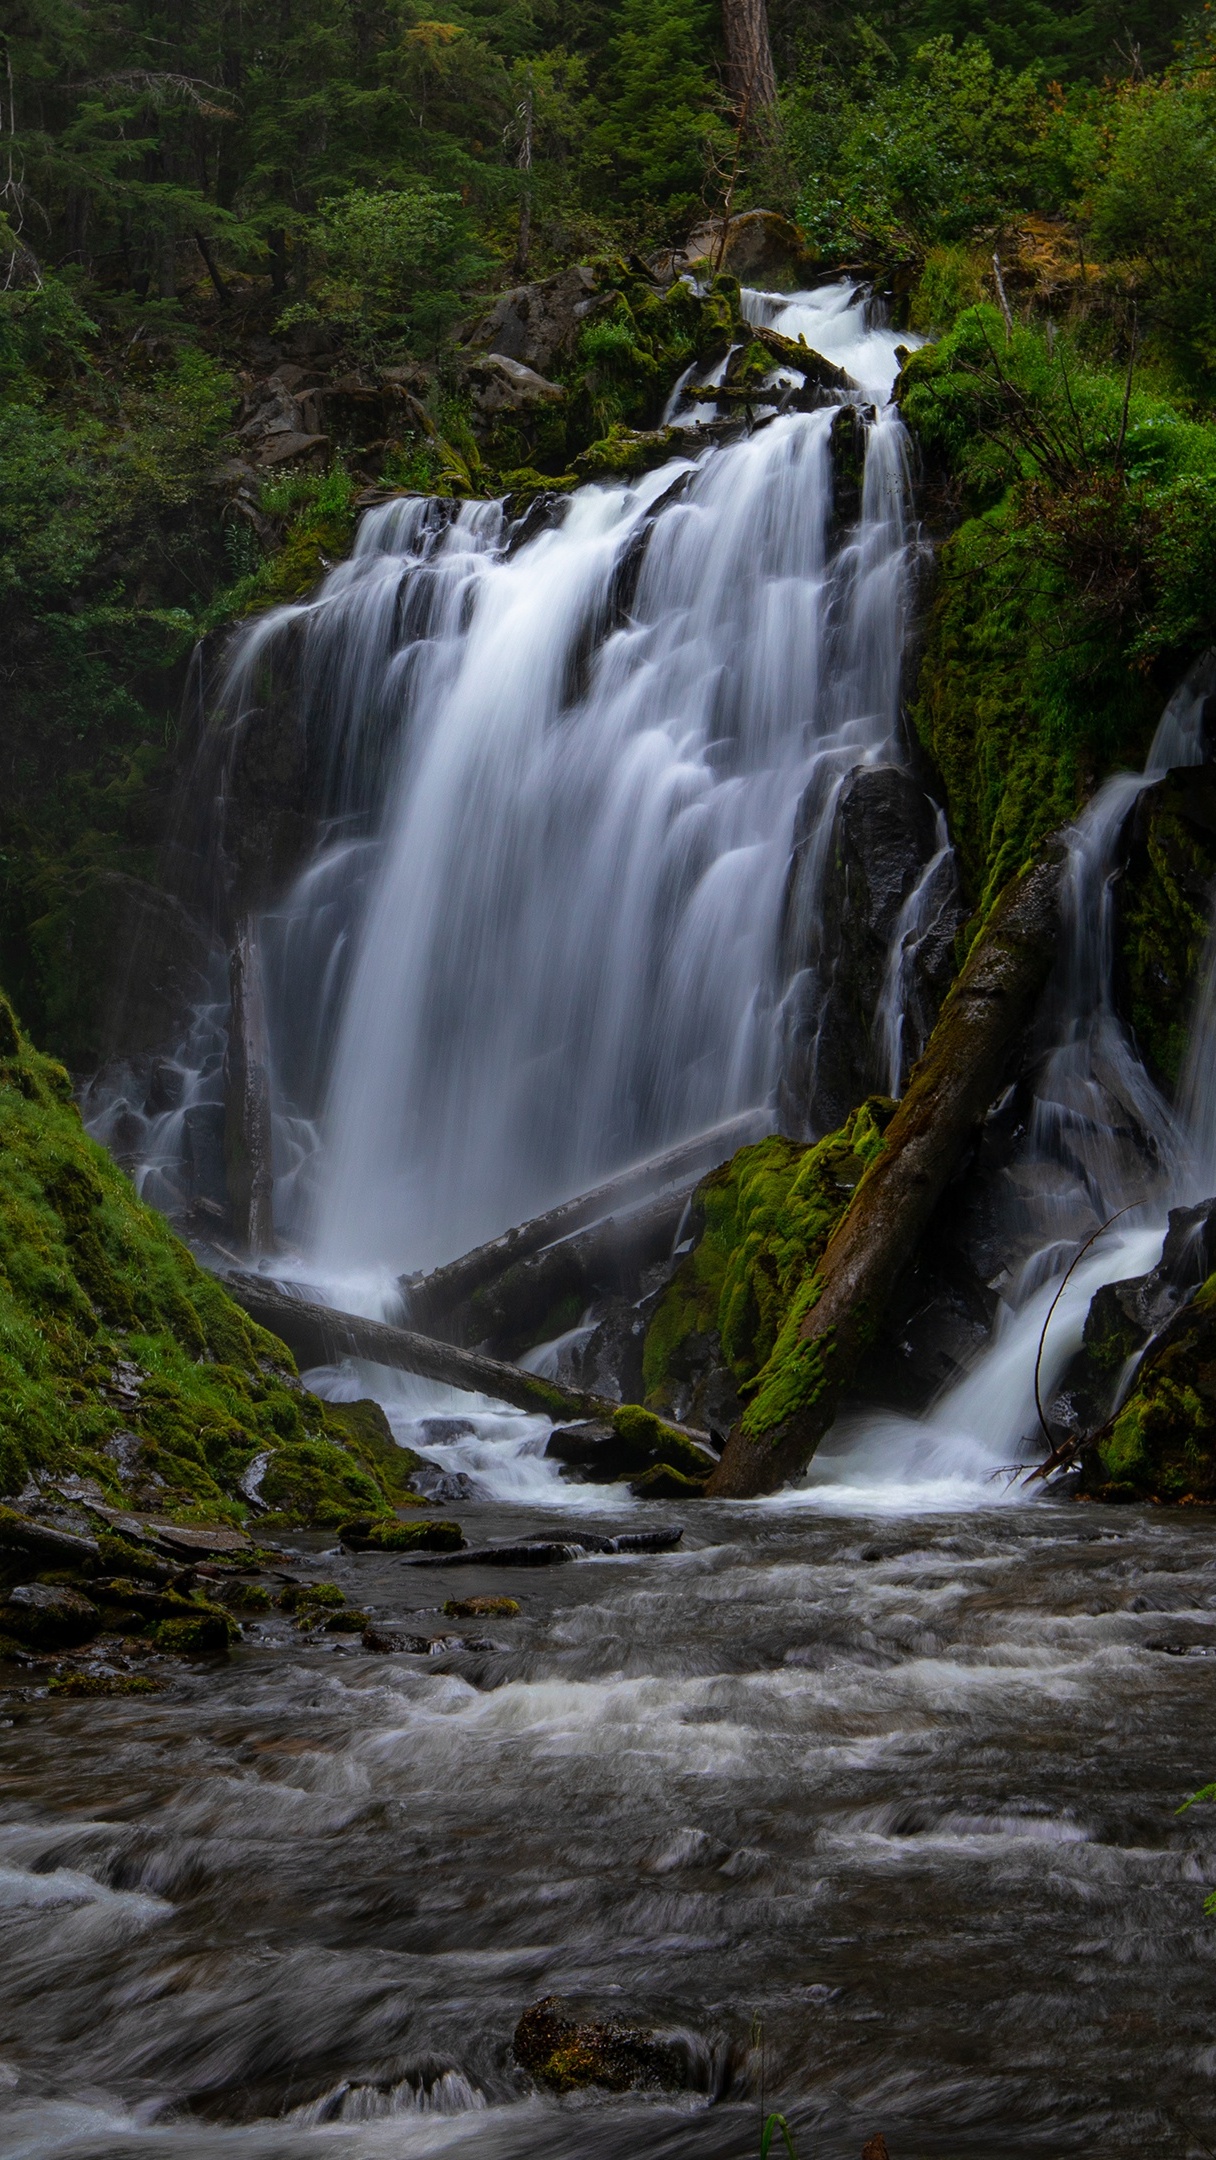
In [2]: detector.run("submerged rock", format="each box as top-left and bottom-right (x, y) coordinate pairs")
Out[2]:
(513, 1994), (686, 2093)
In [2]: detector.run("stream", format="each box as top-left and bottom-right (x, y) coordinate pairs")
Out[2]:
(25, 279), (1216, 2157)
(3, 1489), (1216, 2159)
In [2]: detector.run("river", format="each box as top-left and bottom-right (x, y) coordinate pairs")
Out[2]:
(3, 1488), (1215, 2159)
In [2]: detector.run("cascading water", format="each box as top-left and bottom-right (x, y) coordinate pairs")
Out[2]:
(806, 661), (1216, 1507)
(203, 283), (923, 1284)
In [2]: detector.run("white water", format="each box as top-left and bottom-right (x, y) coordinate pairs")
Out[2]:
(208, 283), (923, 1282)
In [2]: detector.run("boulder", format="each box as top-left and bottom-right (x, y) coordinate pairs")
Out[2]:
(2, 1582), (101, 1649)
(0, 1505), (100, 1571)
(628, 1464), (707, 1499)
(1116, 763), (1216, 1090)
(337, 1516), (465, 1554)
(466, 353), (565, 419)
(544, 1407), (715, 1485)
(462, 267), (599, 375)
(682, 210), (819, 291)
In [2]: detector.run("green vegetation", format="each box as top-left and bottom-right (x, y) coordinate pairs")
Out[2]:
(1084, 1270), (1216, 1504)
(643, 1101), (894, 1421)
(0, 989), (409, 1523)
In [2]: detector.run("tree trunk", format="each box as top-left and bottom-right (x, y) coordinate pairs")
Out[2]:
(400, 1109), (770, 1333)
(224, 921), (276, 1255)
(224, 1274), (618, 1424)
(721, 0), (777, 114)
(706, 848), (1065, 1497)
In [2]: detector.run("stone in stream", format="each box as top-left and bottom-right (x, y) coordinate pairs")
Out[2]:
(0, 1505), (100, 1571)
(390, 1525), (684, 1566)
(1, 1582), (101, 1649)
(337, 1517), (465, 1554)
(545, 1404), (716, 1486)
(627, 1463), (706, 1499)
(513, 1994), (686, 2093)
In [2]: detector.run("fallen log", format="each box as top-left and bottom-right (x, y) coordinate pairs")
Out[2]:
(399, 1109), (770, 1335)
(430, 1181), (701, 1356)
(224, 1273), (618, 1424)
(705, 848), (1065, 1497)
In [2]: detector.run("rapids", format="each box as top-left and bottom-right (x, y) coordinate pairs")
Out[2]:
(2, 1499), (1215, 2158)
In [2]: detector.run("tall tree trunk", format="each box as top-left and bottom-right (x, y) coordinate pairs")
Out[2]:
(721, 0), (777, 116)
(706, 847), (1066, 1498)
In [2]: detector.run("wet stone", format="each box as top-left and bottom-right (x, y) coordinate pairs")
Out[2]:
(1, 1583), (101, 1649)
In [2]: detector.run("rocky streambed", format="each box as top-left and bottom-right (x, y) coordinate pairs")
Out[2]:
(2, 1492), (1215, 2159)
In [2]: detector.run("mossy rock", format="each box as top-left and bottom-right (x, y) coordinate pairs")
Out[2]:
(627, 1463), (706, 1499)
(610, 1405), (714, 1478)
(1084, 1272), (1216, 1501)
(152, 1607), (238, 1654)
(278, 1580), (345, 1613)
(338, 1515), (465, 1553)
(320, 1397), (424, 1501)
(1, 1581), (100, 1648)
(443, 1595), (519, 1618)
(49, 1670), (159, 1697)
(514, 1995), (684, 2095)
(572, 424), (680, 482)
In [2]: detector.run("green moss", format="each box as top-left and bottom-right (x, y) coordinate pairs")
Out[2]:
(152, 1609), (237, 1654)
(1118, 773), (1216, 1089)
(642, 1100), (895, 1418)
(48, 1670), (159, 1696)
(0, 987), (401, 1526)
(278, 1580), (345, 1613)
(1087, 1271), (1216, 1500)
(610, 1404), (711, 1475)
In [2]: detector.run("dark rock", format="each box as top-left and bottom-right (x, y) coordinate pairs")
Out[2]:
(1052, 1197), (1216, 1441)
(409, 1464), (480, 1505)
(2, 1582), (101, 1648)
(862, 2139), (891, 2160)
(0, 1506), (100, 1571)
(514, 1994), (686, 2093)
(465, 353), (565, 421)
(1116, 754), (1216, 1090)
(418, 1417), (477, 1443)
(545, 1418), (621, 1480)
(546, 1408), (715, 1484)
(778, 764), (962, 1138)
(443, 1595), (520, 1617)
(361, 1624), (435, 1654)
(462, 267), (598, 375)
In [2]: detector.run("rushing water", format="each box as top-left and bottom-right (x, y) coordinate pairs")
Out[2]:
(3, 1500), (1216, 2160)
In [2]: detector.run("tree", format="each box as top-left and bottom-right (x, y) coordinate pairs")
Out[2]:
(721, 0), (776, 116)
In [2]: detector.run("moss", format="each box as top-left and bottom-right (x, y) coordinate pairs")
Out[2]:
(610, 1404), (711, 1477)
(0, 988), (402, 1527)
(48, 1670), (159, 1696)
(444, 1595), (519, 1617)
(642, 1100), (895, 1420)
(277, 1580), (345, 1613)
(320, 1397), (424, 1501)
(152, 1609), (237, 1654)
(361, 1516), (465, 1553)
(1086, 1271), (1216, 1501)
(628, 1462), (705, 1498)
(572, 423), (679, 481)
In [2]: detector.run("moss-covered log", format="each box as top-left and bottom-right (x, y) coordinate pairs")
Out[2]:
(706, 848), (1065, 1497)
(223, 1274), (617, 1423)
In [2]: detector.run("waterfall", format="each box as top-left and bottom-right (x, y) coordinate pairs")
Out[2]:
(189, 282), (924, 1282)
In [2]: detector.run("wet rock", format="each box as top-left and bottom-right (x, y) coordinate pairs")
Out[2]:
(397, 1526), (684, 1566)
(513, 1994), (686, 2093)
(1053, 1197), (1216, 1442)
(628, 1464), (706, 1499)
(151, 1523), (253, 1560)
(546, 1407), (715, 1486)
(861, 2139), (891, 2160)
(444, 1595), (520, 1618)
(1116, 760), (1216, 1090)
(779, 764), (962, 1138)
(361, 1624), (435, 1653)
(277, 1580), (345, 1614)
(409, 1463), (480, 1505)
(418, 1417), (477, 1445)
(2, 1582), (101, 1648)
(462, 266), (598, 375)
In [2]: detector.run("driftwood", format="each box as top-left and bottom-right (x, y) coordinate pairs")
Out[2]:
(224, 920), (275, 1254)
(225, 1273), (618, 1424)
(400, 1109), (770, 1336)
(706, 849), (1066, 1497)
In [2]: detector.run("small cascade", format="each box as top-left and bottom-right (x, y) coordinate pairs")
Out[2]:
(808, 668), (1214, 1505)
(166, 280), (930, 1291)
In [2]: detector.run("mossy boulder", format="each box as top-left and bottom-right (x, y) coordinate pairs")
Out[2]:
(628, 1463), (706, 1499)
(152, 1608), (238, 1654)
(642, 1101), (896, 1430)
(0, 987), (404, 1530)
